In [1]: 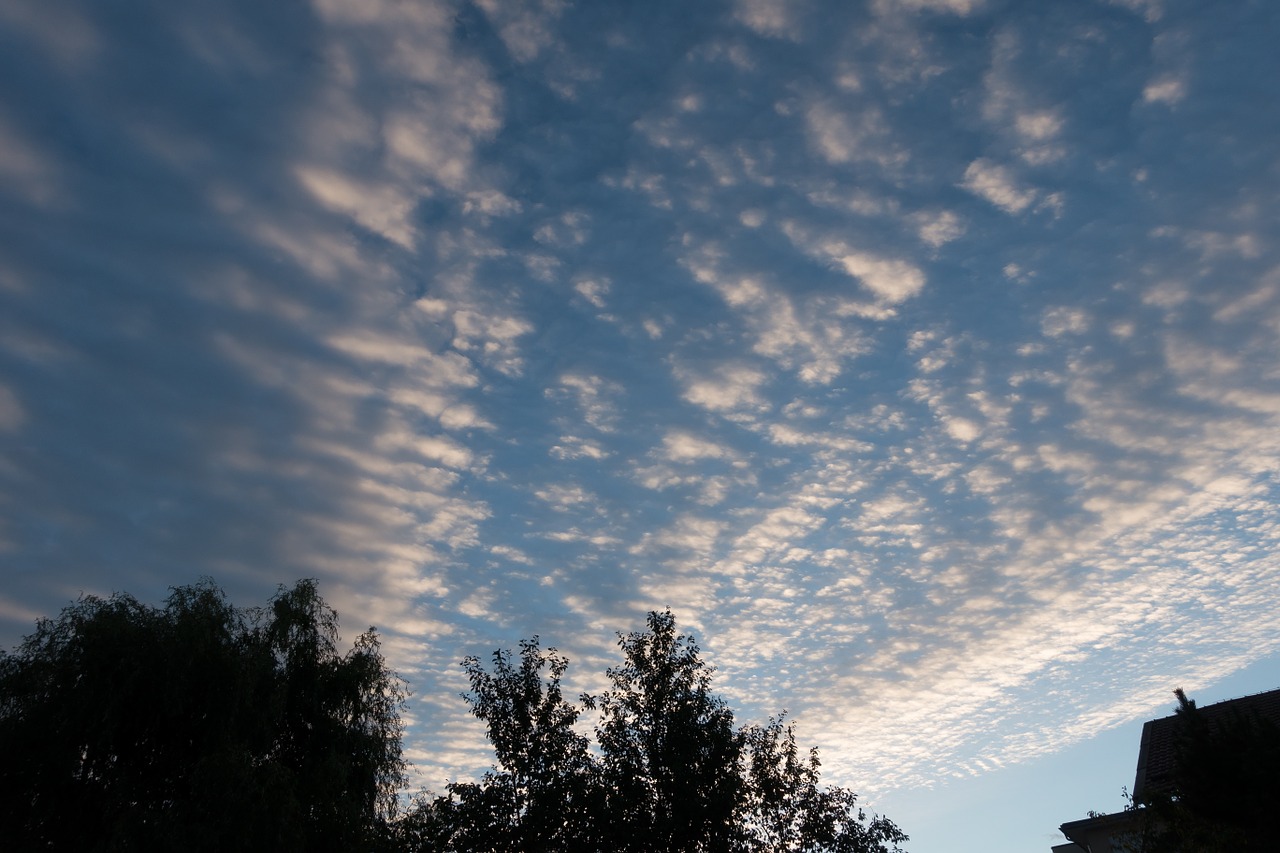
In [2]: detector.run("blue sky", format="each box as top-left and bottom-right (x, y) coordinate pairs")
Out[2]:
(2, 0), (1278, 849)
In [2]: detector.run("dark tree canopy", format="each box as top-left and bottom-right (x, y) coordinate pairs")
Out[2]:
(1131, 688), (1280, 853)
(3, 585), (907, 853)
(590, 610), (743, 852)
(0, 578), (406, 852)
(438, 640), (603, 852)
(407, 610), (907, 853)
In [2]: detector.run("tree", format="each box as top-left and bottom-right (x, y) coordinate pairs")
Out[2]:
(410, 609), (906, 853)
(438, 640), (602, 852)
(1130, 688), (1280, 852)
(738, 716), (907, 853)
(0, 578), (406, 852)
(592, 610), (744, 852)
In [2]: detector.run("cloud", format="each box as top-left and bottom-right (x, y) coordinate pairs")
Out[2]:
(452, 311), (534, 376)
(295, 166), (418, 248)
(660, 430), (735, 462)
(961, 159), (1037, 213)
(913, 210), (966, 248)
(573, 278), (609, 308)
(1103, 0), (1164, 22)
(1040, 306), (1090, 337)
(733, 0), (803, 38)
(0, 111), (63, 207)
(474, 0), (567, 63)
(0, 0), (99, 70)
(881, 0), (984, 14)
(976, 30), (1070, 165)
(678, 241), (877, 384)
(0, 384), (24, 431)
(836, 251), (927, 303)
(549, 436), (611, 460)
(680, 363), (770, 414)
(534, 482), (595, 512)
(7, 0), (1280, 826)
(1143, 77), (1185, 105)
(804, 102), (906, 170)
(547, 374), (626, 432)
(771, 224), (926, 309)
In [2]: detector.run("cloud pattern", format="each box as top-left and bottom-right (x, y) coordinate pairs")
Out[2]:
(2, 0), (1280, 805)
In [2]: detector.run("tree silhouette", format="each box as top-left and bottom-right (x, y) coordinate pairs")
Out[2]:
(411, 610), (906, 853)
(592, 610), (744, 852)
(738, 715), (907, 852)
(438, 640), (602, 852)
(0, 579), (406, 852)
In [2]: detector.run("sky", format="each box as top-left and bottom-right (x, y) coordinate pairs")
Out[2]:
(2, 0), (1279, 850)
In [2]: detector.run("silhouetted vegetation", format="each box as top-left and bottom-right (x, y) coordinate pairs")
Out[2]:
(0, 579), (406, 852)
(1130, 688), (1280, 852)
(1, 583), (905, 852)
(404, 610), (907, 853)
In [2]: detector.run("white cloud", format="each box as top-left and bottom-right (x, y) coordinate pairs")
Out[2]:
(807, 187), (894, 217)
(733, 0), (802, 38)
(977, 33), (1069, 164)
(683, 245), (872, 383)
(549, 436), (611, 460)
(474, 0), (567, 63)
(542, 528), (621, 547)
(634, 514), (726, 555)
(1041, 306), (1090, 337)
(913, 210), (966, 247)
(534, 211), (590, 248)
(837, 252), (927, 303)
(308, 0), (503, 200)
(1146, 77), (1182, 104)
(463, 190), (522, 218)
(767, 424), (873, 453)
(961, 159), (1038, 214)
(804, 102), (905, 169)
(681, 363), (770, 414)
(574, 278), (609, 308)
(776, 222), (926, 308)
(534, 483), (594, 511)
(452, 311), (534, 376)
(944, 416), (981, 443)
(548, 374), (625, 432)
(1014, 109), (1061, 142)
(295, 166), (418, 248)
(881, 0), (983, 14)
(1103, 0), (1164, 22)
(660, 431), (734, 462)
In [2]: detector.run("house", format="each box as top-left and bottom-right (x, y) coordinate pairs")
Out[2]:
(1052, 686), (1280, 852)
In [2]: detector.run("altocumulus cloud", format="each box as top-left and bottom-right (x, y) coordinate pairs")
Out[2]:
(3, 0), (1280, 808)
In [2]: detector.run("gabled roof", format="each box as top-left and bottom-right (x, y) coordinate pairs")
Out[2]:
(1133, 686), (1280, 799)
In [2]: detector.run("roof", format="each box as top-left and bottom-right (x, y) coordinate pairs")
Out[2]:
(1132, 686), (1280, 799)
(1059, 807), (1137, 847)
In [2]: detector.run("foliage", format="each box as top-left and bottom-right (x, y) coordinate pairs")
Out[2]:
(739, 716), (907, 853)
(592, 610), (744, 852)
(1130, 688), (1280, 852)
(436, 640), (602, 852)
(1, 584), (904, 853)
(409, 610), (906, 853)
(0, 578), (406, 852)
